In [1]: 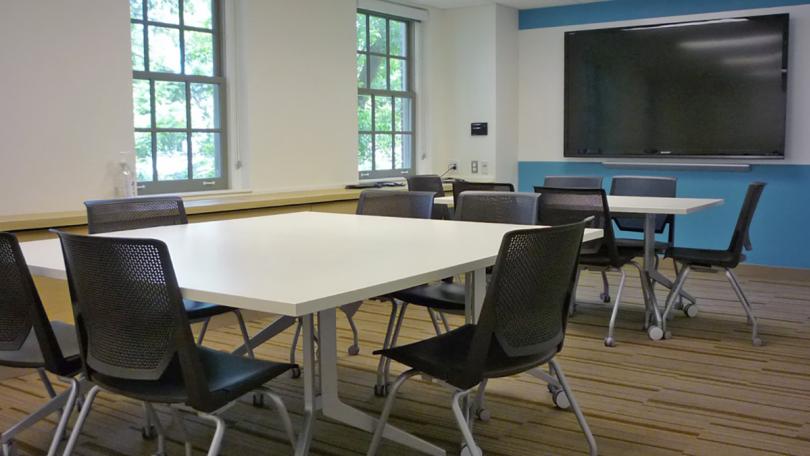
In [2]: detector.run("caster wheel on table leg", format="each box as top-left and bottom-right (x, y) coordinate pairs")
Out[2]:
(475, 407), (491, 422)
(290, 366), (301, 379)
(603, 336), (615, 347)
(600, 293), (610, 303)
(374, 383), (389, 397)
(683, 303), (698, 318)
(347, 344), (360, 356)
(252, 393), (265, 408)
(647, 325), (664, 341)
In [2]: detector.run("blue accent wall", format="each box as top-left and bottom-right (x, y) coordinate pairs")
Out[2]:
(518, 162), (810, 269)
(520, 0), (810, 29)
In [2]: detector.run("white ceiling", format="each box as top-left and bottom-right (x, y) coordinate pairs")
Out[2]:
(407, 0), (600, 10)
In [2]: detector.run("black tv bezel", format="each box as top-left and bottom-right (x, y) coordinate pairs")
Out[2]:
(562, 13), (789, 160)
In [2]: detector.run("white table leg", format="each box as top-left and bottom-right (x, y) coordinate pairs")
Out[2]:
(299, 309), (445, 456)
(232, 315), (297, 356)
(464, 268), (487, 324)
(294, 314), (318, 456)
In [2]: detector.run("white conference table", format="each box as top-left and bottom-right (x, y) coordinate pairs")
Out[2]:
(436, 194), (724, 334)
(20, 211), (602, 456)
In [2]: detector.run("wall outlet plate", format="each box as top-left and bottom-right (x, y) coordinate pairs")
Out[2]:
(471, 160), (479, 174)
(481, 161), (489, 175)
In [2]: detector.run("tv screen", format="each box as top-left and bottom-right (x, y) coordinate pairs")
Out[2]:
(564, 14), (789, 158)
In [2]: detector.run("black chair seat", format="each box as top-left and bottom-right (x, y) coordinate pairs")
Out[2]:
(0, 321), (81, 374)
(615, 238), (669, 252)
(391, 282), (466, 312)
(580, 246), (642, 268)
(666, 247), (745, 269)
(375, 325), (555, 390)
(184, 299), (234, 321)
(93, 347), (294, 411)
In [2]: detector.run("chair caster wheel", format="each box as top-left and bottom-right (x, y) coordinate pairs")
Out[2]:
(752, 337), (764, 347)
(347, 344), (360, 356)
(603, 336), (615, 347)
(252, 393), (265, 408)
(475, 407), (491, 422)
(374, 383), (389, 397)
(141, 425), (157, 440)
(683, 303), (698, 318)
(460, 444), (482, 456)
(290, 366), (301, 379)
(600, 293), (610, 303)
(550, 388), (571, 410)
(647, 326), (664, 341)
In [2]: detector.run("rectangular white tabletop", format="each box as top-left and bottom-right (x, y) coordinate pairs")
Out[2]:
(20, 212), (602, 317)
(435, 194), (723, 215)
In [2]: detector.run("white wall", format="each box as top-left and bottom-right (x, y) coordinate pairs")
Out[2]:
(518, 4), (810, 165)
(495, 4), (519, 183)
(0, 0), (134, 216)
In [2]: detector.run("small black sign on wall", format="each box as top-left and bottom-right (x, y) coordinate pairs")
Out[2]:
(471, 122), (488, 136)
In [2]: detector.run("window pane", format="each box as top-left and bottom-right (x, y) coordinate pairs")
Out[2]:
(394, 134), (412, 169)
(192, 132), (219, 179)
(359, 134), (372, 172)
(148, 0), (179, 24)
(184, 0), (212, 28)
(130, 0), (143, 20)
(394, 97), (412, 132)
(374, 134), (393, 170)
(131, 23), (145, 71)
(185, 30), (214, 76)
(190, 83), (219, 129)
(148, 26), (181, 73)
(369, 16), (386, 53)
(357, 54), (367, 88)
(369, 55), (387, 90)
(132, 79), (152, 128)
(134, 132), (153, 182)
(154, 81), (186, 128)
(390, 58), (407, 92)
(356, 14), (367, 51)
(374, 96), (392, 132)
(156, 132), (188, 180)
(358, 95), (372, 131)
(390, 20), (407, 57)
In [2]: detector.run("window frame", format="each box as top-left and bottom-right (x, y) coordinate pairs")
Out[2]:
(131, 0), (228, 194)
(357, 10), (416, 180)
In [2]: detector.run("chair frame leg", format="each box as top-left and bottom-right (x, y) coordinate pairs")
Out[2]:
(604, 268), (627, 347)
(427, 309), (443, 336)
(376, 300), (400, 392)
(232, 310), (255, 359)
(569, 268), (582, 317)
(62, 384), (101, 456)
(196, 318), (211, 345)
(380, 302), (409, 393)
(367, 369), (419, 455)
(438, 311), (451, 333)
(144, 402), (167, 455)
(171, 407), (193, 456)
(661, 265), (691, 337)
(549, 359), (597, 456)
(725, 268), (763, 346)
(256, 388), (297, 447)
(46, 377), (84, 456)
(600, 270), (610, 302)
(196, 412), (226, 456)
(340, 301), (363, 355)
(451, 389), (480, 456)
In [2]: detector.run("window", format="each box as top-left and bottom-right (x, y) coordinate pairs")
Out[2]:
(130, 0), (226, 194)
(357, 12), (414, 179)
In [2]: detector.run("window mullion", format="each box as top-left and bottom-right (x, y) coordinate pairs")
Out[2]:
(185, 82), (193, 180)
(149, 79), (158, 182)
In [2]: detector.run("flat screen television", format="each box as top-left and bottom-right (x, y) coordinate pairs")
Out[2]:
(564, 14), (789, 158)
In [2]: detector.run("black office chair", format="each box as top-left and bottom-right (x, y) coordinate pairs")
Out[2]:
(543, 175), (603, 189)
(406, 174), (448, 219)
(288, 190), (436, 368)
(0, 233), (84, 456)
(366, 221), (597, 456)
(661, 182), (766, 346)
(534, 187), (663, 346)
(84, 197), (255, 359)
(375, 192), (539, 405)
(451, 181), (514, 207)
(55, 232), (297, 456)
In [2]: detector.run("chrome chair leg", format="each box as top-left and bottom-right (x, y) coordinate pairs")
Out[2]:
(144, 403), (166, 456)
(725, 268), (763, 346)
(661, 265), (691, 338)
(197, 412), (226, 456)
(196, 318), (211, 345)
(340, 302), (363, 356)
(473, 379), (490, 421)
(600, 271), (610, 303)
(630, 261), (664, 340)
(452, 389), (481, 456)
(233, 310), (255, 359)
(375, 300), (400, 396)
(46, 378), (82, 456)
(366, 369), (418, 455)
(170, 407), (193, 456)
(438, 311), (451, 333)
(259, 389), (297, 447)
(379, 303), (409, 395)
(549, 359), (597, 456)
(62, 385), (101, 456)
(604, 269), (627, 347)
(427, 309), (443, 336)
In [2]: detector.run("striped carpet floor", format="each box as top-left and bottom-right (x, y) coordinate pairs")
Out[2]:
(2, 263), (809, 455)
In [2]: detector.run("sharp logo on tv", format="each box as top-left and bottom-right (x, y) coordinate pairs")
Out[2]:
(564, 14), (788, 159)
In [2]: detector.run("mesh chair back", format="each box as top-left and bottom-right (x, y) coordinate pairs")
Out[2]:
(543, 175), (603, 189)
(406, 174), (445, 197)
(456, 192), (538, 225)
(0, 233), (71, 373)
(534, 186), (617, 259)
(728, 182), (766, 257)
(57, 232), (196, 381)
(610, 176), (676, 234)
(356, 190), (434, 219)
(452, 181), (514, 206)
(85, 196), (188, 234)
